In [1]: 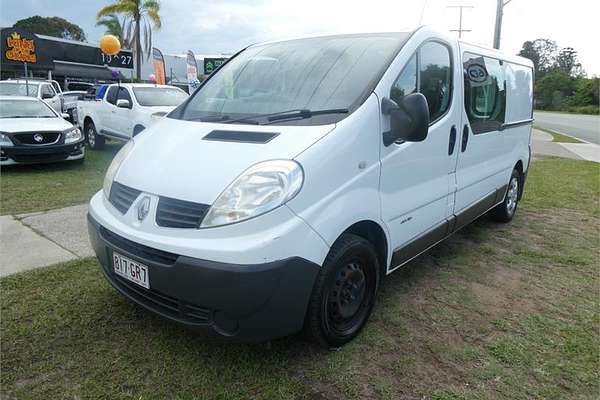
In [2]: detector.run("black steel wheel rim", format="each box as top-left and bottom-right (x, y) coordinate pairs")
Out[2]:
(324, 256), (375, 336)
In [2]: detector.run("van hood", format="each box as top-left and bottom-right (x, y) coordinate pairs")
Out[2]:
(115, 117), (335, 205)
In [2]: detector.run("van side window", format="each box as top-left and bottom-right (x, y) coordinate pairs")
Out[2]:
(390, 54), (417, 105)
(419, 42), (452, 121)
(390, 41), (452, 123)
(463, 53), (506, 133)
(106, 87), (118, 105)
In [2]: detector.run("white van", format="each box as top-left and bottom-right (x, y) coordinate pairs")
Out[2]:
(87, 27), (533, 346)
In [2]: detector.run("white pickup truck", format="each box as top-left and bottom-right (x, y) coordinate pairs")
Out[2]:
(77, 83), (188, 149)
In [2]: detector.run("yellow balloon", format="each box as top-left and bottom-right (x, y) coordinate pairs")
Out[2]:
(99, 35), (121, 56)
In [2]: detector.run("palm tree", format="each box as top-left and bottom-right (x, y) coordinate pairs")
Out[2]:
(97, 0), (161, 79)
(96, 14), (131, 49)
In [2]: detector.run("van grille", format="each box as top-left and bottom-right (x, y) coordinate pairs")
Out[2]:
(109, 182), (141, 214)
(156, 196), (209, 229)
(99, 226), (178, 265)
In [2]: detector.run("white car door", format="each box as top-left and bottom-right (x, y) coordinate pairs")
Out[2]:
(101, 86), (122, 137)
(378, 38), (462, 271)
(113, 87), (134, 138)
(453, 50), (511, 229)
(41, 84), (61, 113)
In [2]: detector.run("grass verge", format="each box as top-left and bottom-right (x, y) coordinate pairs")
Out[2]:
(0, 143), (121, 216)
(534, 126), (583, 143)
(1, 157), (599, 399)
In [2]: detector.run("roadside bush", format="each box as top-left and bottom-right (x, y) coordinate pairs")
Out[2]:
(565, 105), (600, 115)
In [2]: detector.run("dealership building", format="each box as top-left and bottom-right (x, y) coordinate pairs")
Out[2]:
(1, 27), (228, 91)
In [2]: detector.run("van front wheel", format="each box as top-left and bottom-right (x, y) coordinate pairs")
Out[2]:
(306, 233), (380, 348)
(490, 168), (520, 222)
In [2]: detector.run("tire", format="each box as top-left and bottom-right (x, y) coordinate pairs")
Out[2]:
(86, 121), (105, 150)
(306, 233), (380, 348)
(490, 168), (520, 223)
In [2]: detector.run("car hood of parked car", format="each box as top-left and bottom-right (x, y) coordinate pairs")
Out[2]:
(0, 117), (73, 133)
(114, 116), (336, 205)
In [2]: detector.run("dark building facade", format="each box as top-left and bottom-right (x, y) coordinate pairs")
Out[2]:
(1, 27), (133, 89)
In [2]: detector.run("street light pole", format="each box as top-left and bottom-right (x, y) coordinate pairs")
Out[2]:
(493, 0), (513, 49)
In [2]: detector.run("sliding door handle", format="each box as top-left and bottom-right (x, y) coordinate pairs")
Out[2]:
(461, 125), (469, 152)
(448, 125), (457, 155)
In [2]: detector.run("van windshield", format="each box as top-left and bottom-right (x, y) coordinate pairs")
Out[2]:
(176, 33), (408, 125)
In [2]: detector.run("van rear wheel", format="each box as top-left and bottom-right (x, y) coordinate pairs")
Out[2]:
(86, 122), (104, 150)
(306, 233), (380, 348)
(490, 168), (520, 223)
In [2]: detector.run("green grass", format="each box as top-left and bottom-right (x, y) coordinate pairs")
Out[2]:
(1, 157), (599, 399)
(534, 126), (583, 143)
(0, 143), (121, 215)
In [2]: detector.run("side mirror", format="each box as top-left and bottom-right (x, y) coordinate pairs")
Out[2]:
(381, 93), (429, 146)
(116, 99), (131, 109)
(61, 113), (70, 120)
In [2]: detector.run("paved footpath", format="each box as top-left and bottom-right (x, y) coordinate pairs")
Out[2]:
(1, 129), (597, 277)
(531, 129), (600, 162)
(0, 204), (92, 277)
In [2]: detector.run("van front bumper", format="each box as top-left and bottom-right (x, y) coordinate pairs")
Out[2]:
(88, 214), (320, 342)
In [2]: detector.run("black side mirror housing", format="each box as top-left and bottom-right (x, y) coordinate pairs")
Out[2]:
(382, 93), (430, 146)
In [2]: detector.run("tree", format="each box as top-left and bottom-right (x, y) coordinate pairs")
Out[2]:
(96, 14), (131, 49)
(535, 71), (576, 109)
(14, 16), (86, 41)
(518, 39), (558, 79)
(555, 47), (583, 77)
(97, 0), (162, 80)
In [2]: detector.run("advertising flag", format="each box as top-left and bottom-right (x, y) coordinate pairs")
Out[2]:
(187, 50), (200, 93)
(152, 47), (166, 85)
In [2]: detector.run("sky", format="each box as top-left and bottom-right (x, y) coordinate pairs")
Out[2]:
(1, 0), (598, 76)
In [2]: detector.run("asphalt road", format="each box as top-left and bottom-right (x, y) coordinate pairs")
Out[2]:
(534, 111), (600, 144)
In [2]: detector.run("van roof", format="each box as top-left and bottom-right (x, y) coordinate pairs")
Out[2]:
(252, 31), (412, 48)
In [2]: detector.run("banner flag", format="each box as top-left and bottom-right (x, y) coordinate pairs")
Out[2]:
(152, 47), (166, 85)
(187, 50), (200, 93)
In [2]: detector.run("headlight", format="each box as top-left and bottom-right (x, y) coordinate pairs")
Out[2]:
(0, 133), (14, 147)
(201, 160), (304, 228)
(103, 140), (135, 199)
(64, 127), (82, 144)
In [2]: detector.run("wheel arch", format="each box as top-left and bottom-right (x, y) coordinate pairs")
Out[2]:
(514, 160), (524, 200)
(338, 220), (389, 276)
(133, 124), (146, 136)
(83, 116), (95, 130)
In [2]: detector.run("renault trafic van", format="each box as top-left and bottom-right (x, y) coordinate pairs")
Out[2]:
(88, 27), (533, 347)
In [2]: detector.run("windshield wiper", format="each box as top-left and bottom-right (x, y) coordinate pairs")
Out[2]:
(187, 115), (260, 125)
(224, 108), (349, 125)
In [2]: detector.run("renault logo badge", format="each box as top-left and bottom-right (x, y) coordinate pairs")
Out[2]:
(137, 196), (151, 221)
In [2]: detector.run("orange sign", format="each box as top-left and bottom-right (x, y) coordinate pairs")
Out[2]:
(5, 32), (36, 63)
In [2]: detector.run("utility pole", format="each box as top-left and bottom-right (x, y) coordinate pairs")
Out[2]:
(493, 0), (513, 49)
(447, 5), (473, 39)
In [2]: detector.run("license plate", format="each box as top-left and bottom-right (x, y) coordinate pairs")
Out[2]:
(113, 252), (150, 289)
